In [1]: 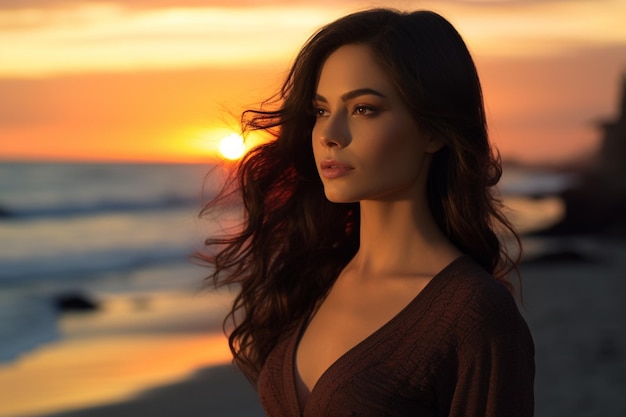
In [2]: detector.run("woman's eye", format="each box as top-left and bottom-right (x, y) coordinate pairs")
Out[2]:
(353, 105), (376, 116)
(314, 107), (329, 117)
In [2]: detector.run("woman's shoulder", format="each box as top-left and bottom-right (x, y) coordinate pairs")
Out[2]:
(432, 255), (527, 336)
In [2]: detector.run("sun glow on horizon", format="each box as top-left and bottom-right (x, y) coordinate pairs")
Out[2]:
(219, 133), (246, 160)
(1, 1), (624, 164)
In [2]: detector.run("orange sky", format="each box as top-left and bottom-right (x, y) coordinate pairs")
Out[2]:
(0, 0), (625, 164)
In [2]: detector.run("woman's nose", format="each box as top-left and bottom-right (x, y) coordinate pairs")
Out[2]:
(318, 115), (350, 148)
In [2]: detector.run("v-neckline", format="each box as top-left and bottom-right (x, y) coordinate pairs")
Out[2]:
(289, 255), (467, 415)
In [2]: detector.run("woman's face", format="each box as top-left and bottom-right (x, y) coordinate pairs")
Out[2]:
(312, 44), (441, 204)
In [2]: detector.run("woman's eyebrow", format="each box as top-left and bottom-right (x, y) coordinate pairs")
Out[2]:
(314, 88), (387, 103)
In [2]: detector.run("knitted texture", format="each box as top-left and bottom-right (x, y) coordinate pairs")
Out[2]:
(257, 256), (535, 417)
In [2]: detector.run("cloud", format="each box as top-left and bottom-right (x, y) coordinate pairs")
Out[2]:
(1, 0), (623, 76)
(0, 0), (611, 11)
(2, 0), (343, 11)
(443, 0), (602, 5)
(0, 5), (342, 77)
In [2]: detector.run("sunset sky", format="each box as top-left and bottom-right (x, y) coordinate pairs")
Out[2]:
(0, 0), (625, 164)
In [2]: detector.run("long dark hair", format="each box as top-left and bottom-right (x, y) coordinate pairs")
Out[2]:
(197, 8), (521, 382)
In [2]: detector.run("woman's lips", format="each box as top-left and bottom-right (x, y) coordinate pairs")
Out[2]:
(320, 160), (354, 179)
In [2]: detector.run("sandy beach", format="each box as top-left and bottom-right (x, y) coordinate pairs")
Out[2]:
(2, 235), (625, 417)
(520, 236), (626, 416)
(30, 365), (263, 417)
(0, 289), (264, 417)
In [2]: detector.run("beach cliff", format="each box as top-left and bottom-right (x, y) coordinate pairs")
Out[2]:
(541, 74), (626, 236)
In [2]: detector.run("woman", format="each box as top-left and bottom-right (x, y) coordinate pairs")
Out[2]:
(199, 8), (534, 416)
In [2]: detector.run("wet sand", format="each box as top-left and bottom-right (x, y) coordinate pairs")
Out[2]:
(0, 290), (257, 417)
(520, 236), (626, 416)
(35, 365), (263, 417)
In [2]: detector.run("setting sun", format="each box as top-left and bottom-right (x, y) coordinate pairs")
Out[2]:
(219, 133), (246, 160)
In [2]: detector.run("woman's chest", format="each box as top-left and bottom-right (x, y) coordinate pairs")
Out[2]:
(295, 276), (431, 398)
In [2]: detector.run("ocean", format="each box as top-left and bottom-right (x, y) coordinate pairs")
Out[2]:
(0, 162), (237, 364)
(0, 161), (576, 365)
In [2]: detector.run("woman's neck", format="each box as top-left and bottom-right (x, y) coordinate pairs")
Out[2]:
(351, 199), (461, 280)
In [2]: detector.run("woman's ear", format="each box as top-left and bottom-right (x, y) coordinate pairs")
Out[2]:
(424, 134), (445, 154)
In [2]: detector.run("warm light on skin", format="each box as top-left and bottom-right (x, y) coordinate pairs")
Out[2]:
(312, 44), (442, 203)
(219, 133), (246, 160)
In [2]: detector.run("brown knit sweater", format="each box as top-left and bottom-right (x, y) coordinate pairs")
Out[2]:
(257, 256), (535, 416)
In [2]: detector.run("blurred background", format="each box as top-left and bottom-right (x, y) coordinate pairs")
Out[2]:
(1, 0), (625, 416)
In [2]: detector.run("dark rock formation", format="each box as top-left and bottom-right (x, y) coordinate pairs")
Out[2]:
(53, 292), (99, 313)
(541, 74), (626, 236)
(0, 205), (13, 218)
